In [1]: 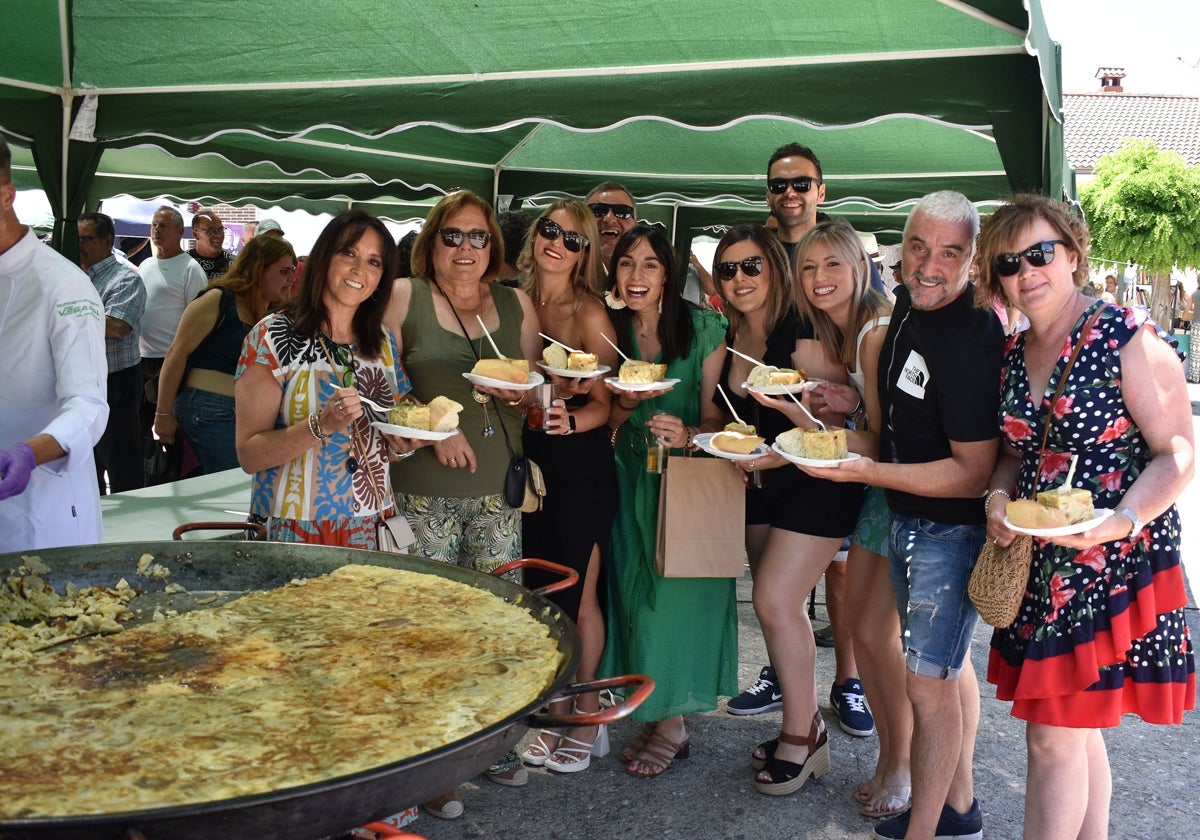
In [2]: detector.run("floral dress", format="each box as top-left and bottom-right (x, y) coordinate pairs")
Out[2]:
(988, 301), (1195, 727)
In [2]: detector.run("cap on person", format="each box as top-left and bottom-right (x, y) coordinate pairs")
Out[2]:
(257, 218), (285, 237)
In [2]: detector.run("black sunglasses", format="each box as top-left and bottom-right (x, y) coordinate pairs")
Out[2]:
(332, 343), (358, 389)
(992, 239), (1067, 277)
(536, 217), (588, 253)
(588, 202), (635, 220)
(715, 256), (765, 281)
(439, 228), (492, 249)
(767, 176), (822, 195)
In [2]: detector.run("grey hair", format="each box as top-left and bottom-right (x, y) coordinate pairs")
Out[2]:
(903, 190), (980, 240)
(155, 205), (184, 227)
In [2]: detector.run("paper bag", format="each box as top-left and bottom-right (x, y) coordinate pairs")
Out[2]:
(655, 455), (746, 577)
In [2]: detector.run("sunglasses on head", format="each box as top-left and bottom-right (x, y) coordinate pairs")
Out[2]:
(588, 202), (634, 220)
(438, 228), (492, 249)
(715, 256), (765, 281)
(536, 217), (588, 253)
(992, 239), (1066, 277)
(767, 176), (822, 195)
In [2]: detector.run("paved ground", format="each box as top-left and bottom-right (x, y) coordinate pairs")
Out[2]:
(400, 387), (1200, 840)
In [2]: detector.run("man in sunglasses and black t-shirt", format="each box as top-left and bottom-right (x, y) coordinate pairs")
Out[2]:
(585, 180), (638, 269)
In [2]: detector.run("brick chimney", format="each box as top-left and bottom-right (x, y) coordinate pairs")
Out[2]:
(1096, 67), (1126, 93)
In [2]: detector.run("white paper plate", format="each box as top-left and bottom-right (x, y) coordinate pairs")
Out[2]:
(693, 432), (769, 462)
(1005, 508), (1115, 537)
(536, 361), (612, 379)
(603, 376), (681, 392)
(462, 370), (545, 391)
(770, 442), (862, 468)
(371, 422), (459, 442)
(742, 380), (819, 396)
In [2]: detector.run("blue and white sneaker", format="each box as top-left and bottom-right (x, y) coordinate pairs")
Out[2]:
(830, 678), (876, 736)
(727, 665), (783, 715)
(872, 798), (983, 840)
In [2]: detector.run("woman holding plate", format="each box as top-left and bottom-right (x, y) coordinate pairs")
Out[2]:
(515, 200), (619, 773)
(710, 223), (866, 798)
(976, 194), (1194, 839)
(598, 225), (734, 778)
(383, 189), (541, 804)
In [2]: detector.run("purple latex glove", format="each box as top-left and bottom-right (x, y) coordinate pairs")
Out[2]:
(0, 442), (36, 500)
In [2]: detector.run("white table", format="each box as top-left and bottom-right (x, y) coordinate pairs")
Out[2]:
(101, 469), (253, 543)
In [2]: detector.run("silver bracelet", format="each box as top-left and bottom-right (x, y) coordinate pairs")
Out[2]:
(984, 488), (1012, 516)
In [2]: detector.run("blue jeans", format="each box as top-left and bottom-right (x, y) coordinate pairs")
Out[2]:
(175, 387), (239, 474)
(888, 515), (986, 679)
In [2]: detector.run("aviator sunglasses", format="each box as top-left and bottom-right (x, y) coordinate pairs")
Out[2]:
(588, 201), (635, 220)
(715, 256), (765, 281)
(439, 228), (492, 249)
(767, 176), (822, 195)
(992, 239), (1066, 277)
(536, 217), (588, 252)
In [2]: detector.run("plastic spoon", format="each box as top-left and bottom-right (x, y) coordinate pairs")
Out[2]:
(600, 332), (630, 362)
(786, 389), (826, 431)
(715, 383), (748, 428)
(475, 314), (507, 359)
(728, 346), (767, 368)
(538, 332), (582, 354)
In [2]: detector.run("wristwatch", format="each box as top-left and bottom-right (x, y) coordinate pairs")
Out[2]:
(1116, 506), (1143, 538)
(566, 413), (577, 433)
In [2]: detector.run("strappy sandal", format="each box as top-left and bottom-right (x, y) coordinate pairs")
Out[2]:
(754, 711), (830, 796)
(860, 785), (911, 819)
(620, 722), (656, 762)
(545, 724), (610, 773)
(521, 728), (564, 766)
(626, 730), (691, 778)
(750, 737), (777, 771)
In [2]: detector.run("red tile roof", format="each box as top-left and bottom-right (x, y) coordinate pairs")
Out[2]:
(1063, 93), (1200, 171)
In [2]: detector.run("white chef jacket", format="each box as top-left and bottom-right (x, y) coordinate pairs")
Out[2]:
(0, 229), (109, 552)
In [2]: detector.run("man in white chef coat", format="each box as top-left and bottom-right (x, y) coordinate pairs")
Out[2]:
(0, 136), (109, 551)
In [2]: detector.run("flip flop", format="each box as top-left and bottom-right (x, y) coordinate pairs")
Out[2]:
(860, 785), (912, 819)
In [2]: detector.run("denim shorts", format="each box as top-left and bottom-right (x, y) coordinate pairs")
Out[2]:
(887, 514), (986, 679)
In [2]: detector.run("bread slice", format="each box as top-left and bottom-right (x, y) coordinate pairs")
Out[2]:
(619, 359), (667, 383)
(542, 344), (569, 369)
(566, 352), (598, 372)
(1035, 486), (1094, 524)
(428, 396), (464, 431)
(471, 358), (529, 383)
(776, 427), (848, 460)
(711, 431), (765, 454)
(724, 421), (757, 436)
(747, 364), (806, 387)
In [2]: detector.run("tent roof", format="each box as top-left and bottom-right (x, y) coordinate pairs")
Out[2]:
(1, 0), (1069, 245)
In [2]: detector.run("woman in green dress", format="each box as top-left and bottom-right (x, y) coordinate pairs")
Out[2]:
(600, 225), (737, 778)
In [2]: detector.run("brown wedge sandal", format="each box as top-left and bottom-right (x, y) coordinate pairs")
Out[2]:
(754, 711), (830, 796)
(625, 730), (691, 778)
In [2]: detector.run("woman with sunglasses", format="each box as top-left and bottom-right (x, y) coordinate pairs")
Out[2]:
(976, 195), (1193, 839)
(513, 201), (618, 774)
(154, 235), (297, 475)
(708, 224), (869, 799)
(383, 190), (541, 808)
(234, 209), (412, 546)
(769, 221), (913, 815)
(599, 225), (735, 779)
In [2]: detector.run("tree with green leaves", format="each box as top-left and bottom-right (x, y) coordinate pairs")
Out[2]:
(1080, 139), (1200, 328)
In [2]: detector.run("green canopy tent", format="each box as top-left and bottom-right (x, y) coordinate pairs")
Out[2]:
(1, 0), (1070, 253)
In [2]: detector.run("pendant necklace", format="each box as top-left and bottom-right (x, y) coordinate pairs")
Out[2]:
(434, 280), (495, 438)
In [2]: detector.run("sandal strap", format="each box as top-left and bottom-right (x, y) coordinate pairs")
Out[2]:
(637, 731), (688, 769)
(776, 730), (808, 747)
(552, 734), (595, 759)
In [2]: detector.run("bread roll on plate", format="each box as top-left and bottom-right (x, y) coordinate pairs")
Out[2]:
(1005, 499), (1068, 530)
(471, 358), (530, 384)
(710, 431), (765, 454)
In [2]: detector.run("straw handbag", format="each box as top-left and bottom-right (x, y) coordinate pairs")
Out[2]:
(969, 306), (1104, 628)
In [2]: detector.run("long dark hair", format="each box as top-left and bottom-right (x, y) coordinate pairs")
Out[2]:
(712, 224), (794, 338)
(288, 210), (398, 360)
(608, 225), (694, 365)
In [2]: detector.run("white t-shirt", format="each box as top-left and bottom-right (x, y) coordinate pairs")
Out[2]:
(138, 252), (207, 358)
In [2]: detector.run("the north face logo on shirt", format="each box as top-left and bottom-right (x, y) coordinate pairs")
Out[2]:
(897, 350), (928, 400)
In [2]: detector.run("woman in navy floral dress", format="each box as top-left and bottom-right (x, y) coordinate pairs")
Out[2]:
(976, 195), (1194, 839)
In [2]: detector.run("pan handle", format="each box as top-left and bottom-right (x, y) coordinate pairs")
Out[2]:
(172, 521), (268, 540)
(489, 556), (579, 597)
(359, 827), (426, 839)
(526, 674), (655, 727)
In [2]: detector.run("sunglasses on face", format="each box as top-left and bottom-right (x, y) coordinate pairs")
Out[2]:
(767, 176), (822, 195)
(715, 256), (765, 281)
(588, 202), (634, 220)
(438, 228), (492, 249)
(992, 239), (1067, 277)
(536, 217), (588, 253)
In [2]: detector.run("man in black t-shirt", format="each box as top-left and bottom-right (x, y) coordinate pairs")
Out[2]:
(810, 191), (1003, 840)
(188, 209), (232, 280)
